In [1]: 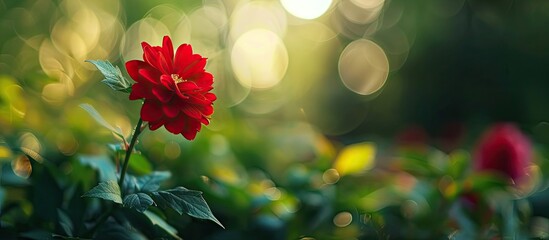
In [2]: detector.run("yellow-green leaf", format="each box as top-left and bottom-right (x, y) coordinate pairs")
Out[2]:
(334, 142), (376, 176)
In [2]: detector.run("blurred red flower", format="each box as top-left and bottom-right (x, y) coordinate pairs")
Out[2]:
(126, 36), (216, 140)
(474, 123), (532, 183)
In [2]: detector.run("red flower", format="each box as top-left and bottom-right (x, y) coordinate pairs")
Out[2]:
(473, 123), (532, 183)
(126, 36), (216, 140)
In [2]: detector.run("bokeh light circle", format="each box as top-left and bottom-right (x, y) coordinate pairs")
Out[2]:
(231, 29), (289, 89)
(338, 39), (389, 95)
(188, 6), (223, 56)
(121, 18), (170, 62)
(333, 211), (353, 227)
(230, 1), (287, 41)
(375, 28), (410, 71)
(208, 52), (251, 107)
(339, 0), (384, 25)
(280, 0), (333, 20)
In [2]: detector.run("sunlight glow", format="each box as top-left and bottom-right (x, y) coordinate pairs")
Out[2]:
(230, 1), (287, 40)
(231, 29), (288, 89)
(280, 0), (333, 20)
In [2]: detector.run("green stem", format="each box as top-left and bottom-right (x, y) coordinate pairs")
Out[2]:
(119, 118), (143, 188)
(84, 118), (143, 238)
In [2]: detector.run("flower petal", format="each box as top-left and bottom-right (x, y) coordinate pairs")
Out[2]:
(174, 44), (192, 73)
(205, 92), (217, 101)
(182, 130), (198, 140)
(160, 75), (176, 91)
(141, 100), (163, 122)
(186, 58), (207, 78)
(181, 119), (201, 140)
(163, 104), (179, 118)
(158, 53), (173, 74)
(162, 36), (174, 66)
(179, 57), (204, 79)
(126, 60), (147, 82)
(182, 105), (202, 120)
(148, 120), (164, 130)
(177, 81), (199, 92)
(165, 118), (185, 134)
(152, 86), (174, 103)
(138, 68), (161, 84)
(192, 72), (213, 89)
(129, 83), (151, 100)
(200, 116), (210, 125)
(142, 43), (163, 72)
(186, 93), (211, 105)
(200, 104), (214, 116)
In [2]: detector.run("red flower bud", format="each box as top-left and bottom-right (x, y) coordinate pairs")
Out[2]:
(473, 123), (532, 183)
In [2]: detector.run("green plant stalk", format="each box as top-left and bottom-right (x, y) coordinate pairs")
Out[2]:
(84, 118), (143, 238)
(119, 118), (143, 188)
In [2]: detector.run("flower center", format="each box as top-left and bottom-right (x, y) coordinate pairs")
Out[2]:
(171, 74), (185, 84)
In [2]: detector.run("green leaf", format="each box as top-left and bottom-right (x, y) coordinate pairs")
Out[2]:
(0, 187), (5, 207)
(448, 150), (470, 179)
(334, 142), (376, 176)
(57, 209), (74, 237)
(449, 203), (477, 239)
(19, 230), (54, 240)
(79, 103), (125, 139)
(152, 187), (224, 228)
(112, 150), (152, 176)
(78, 155), (117, 182)
(128, 153), (152, 175)
(124, 193), (154, 212)
(95, 223), (147, 240)
(82, 180), (122, 204)
(137, 171), (171, 193)
(122, 173), (139, 195)
(86, 60), (132, 93)
(142, 210), (181, 239)
(0, 144), (13, 161)
(467, 173), (509, 192)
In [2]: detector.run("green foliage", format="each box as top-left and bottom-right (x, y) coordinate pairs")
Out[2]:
(82, 180), (122, 204)
(85, 60), (132, 93)
(95, 223), (147, 240)
(123, 193), (154, 213)
(56, 209), (74, 237)
(128, 153), (153, 175)
(80, 168), (221, 232)
(80, 103), (125, 139)
(1, 162), (29, 186)
(136, 171), (171, 192)
(151, 187), (224, 228)
(467, 173), (509, 192)
(78, 155), (117, 181)
(121, 171), (170, 194)
(4, 1), (549, 239)
(19, 230), (54, 240)
(142, 210), (180, 239)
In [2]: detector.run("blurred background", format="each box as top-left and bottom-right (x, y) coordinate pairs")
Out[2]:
(2, 0), (549, 239)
